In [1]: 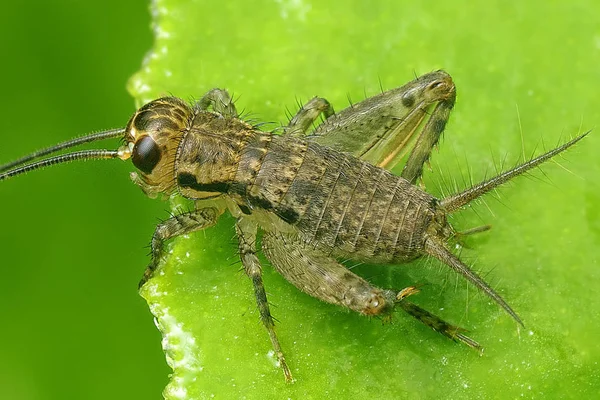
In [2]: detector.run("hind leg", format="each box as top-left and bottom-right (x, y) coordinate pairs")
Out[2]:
(307, 71), (456, 182)
(262, 232), (481, 350)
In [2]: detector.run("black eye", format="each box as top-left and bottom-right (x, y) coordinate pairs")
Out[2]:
(131, 136), (161, 174)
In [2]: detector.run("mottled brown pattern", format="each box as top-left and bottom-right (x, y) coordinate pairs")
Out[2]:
(124, 97), (194, 197)
(2, 73), (585, 382)
(114, 80), (583, 381)
(128, 96), (441, 264)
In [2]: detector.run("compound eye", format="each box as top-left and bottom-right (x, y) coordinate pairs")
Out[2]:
(131, 135), (161, 174)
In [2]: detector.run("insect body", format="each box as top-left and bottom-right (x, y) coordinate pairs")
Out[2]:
(0, 71), (586, 382)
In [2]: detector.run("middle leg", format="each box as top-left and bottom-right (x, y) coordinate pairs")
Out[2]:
(235, 217), (292, 382)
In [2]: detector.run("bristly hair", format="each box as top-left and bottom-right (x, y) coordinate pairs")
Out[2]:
(425, 132), (589, 325)
(440, 132), (588, 213)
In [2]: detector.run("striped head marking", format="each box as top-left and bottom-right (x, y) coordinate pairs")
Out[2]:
(120, 97), (194, 198)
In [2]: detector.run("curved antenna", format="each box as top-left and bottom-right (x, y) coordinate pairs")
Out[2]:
(0, 128), (124, 173)
(0, 150), (121, 181)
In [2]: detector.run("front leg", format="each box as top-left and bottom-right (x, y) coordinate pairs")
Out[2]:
(194, 88), (238, 118)
(283, 97), (335, 137)
(235, 217), (293, 382)
(139, 207), (220, 288)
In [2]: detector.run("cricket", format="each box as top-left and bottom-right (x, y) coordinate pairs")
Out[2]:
(0, 71), (586, 381)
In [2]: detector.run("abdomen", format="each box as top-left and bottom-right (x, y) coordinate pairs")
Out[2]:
(238, 135), (436, 263)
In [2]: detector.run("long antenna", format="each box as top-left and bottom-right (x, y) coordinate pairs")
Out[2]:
(440, 132), (588, 213)
(0, 128), (124, 173)
(0, 150), (121, 181)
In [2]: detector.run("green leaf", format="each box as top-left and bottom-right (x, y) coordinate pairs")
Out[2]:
(133, 1), (600, 398)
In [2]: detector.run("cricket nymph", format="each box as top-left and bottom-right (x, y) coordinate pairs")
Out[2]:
(127, 96), (447, 259)
(0, 71), (587, 382)
(125, 95), (459, 313)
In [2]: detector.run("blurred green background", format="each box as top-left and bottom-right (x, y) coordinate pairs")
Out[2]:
(1, 1), (600, 399)
(0, 1), (169, 399)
